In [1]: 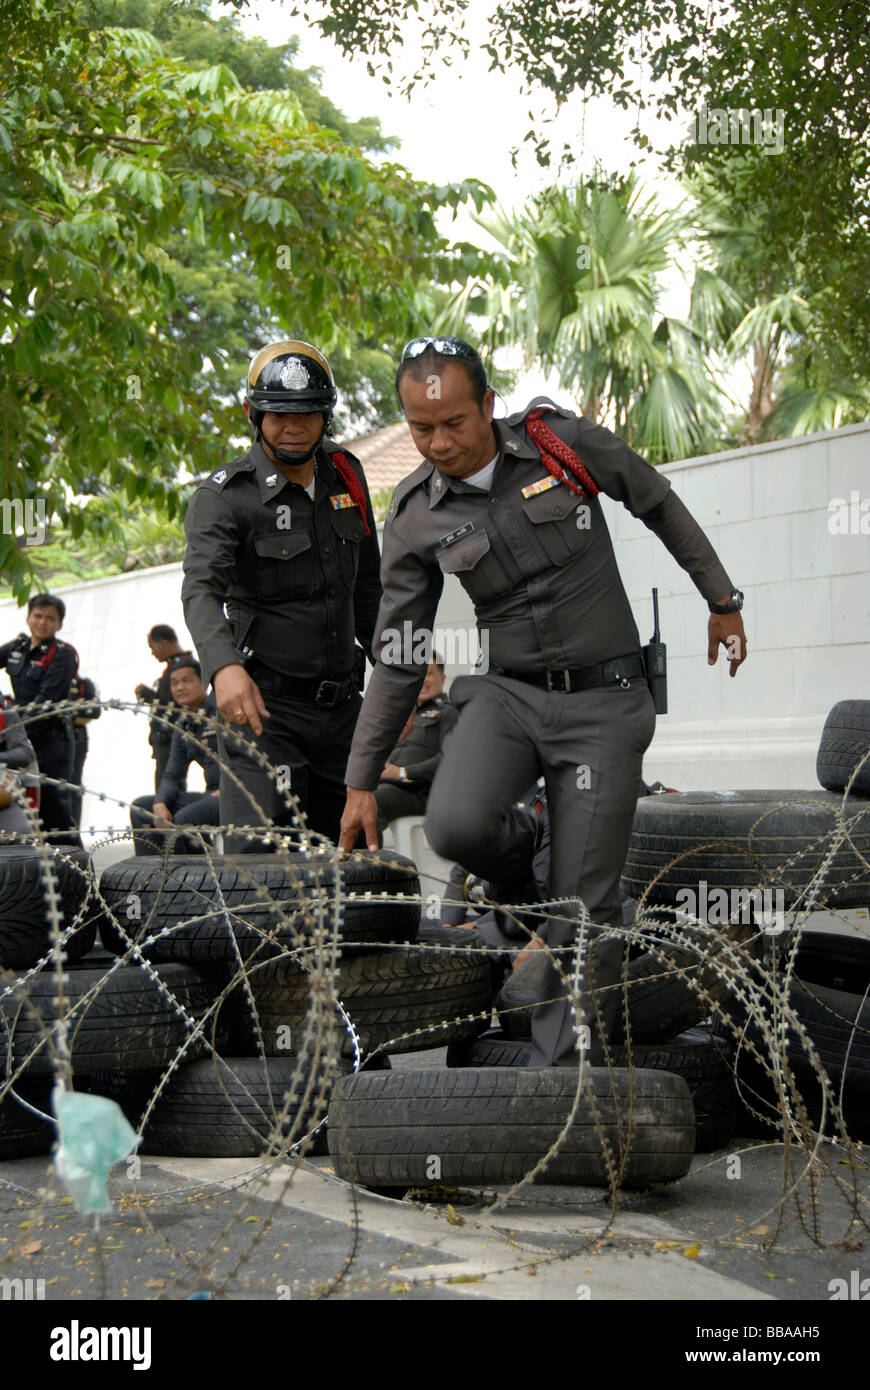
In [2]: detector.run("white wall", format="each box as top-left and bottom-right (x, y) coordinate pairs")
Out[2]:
(605, 421), (870, 788)
(1, 421), (867, 838)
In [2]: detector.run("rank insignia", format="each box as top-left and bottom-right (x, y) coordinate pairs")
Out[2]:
(439, 522), (474, 547)
(521, 475), (560, 498)
(212, 469), (228, 485)
(265, 473), (279, 487)
(330, 493), (355, 510)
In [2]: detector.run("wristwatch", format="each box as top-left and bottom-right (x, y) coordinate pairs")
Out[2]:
(708, 589), (744, 614)
(398, 767), (409, 783)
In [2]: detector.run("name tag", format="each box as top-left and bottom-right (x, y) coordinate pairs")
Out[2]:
(522, 475), (560, 498)
(330, 493), (355, 510)
(439, 522), (475, 548)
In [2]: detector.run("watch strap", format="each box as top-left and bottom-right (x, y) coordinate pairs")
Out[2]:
(708, 589), (744, 614)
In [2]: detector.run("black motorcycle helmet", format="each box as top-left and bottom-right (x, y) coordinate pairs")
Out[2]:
(245, 340), (338, 465)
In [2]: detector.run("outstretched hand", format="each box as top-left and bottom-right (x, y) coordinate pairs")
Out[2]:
(707, 612), (747, 677)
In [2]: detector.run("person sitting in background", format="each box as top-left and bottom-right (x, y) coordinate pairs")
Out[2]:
(373, 657), (458, 844)
(134, 624), (193, 791)
(69, 672), (101, 828)
(129, 659), (220, 855)
(0, 690), (39, 840)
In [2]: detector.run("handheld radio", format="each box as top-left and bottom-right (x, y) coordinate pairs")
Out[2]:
(643, 587), (668, 714)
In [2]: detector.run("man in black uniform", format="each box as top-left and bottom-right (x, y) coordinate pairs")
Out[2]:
(0, 593), (82, 846)
(69, 672), (101, 827)
(134, 625), (193, 790)
(339, 337), (747, 1067)
(373, 656), (457, 842)
(130, 658), (221, 854)
(182, 340), (382, 849)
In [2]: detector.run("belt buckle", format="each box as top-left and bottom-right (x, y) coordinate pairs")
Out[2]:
(545, 668), (571, 693)
(315, 680), (342, 707)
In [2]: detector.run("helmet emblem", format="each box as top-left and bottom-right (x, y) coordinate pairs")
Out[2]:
(280, 358), (309, 390)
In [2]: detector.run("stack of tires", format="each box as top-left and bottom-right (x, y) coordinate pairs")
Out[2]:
(612, 756), (870, 1143)
(88, 850), (495, 1158)
(1, 845), (102, 1158)
(325, 920), (701, 1193)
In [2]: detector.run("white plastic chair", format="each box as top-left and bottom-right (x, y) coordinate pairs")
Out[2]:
(381, 815), (453, 916)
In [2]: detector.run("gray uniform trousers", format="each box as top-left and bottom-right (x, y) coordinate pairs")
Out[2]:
(424, 671), (656, 1067)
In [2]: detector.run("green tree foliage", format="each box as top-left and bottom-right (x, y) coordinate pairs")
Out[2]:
(686, 165), (870, 445)
(0, 0), (491, 599)
(289, 0), (870, 381)
(440, 164), (870, 458)
(77, 1), (406, 434)
(439, 172), (725, 461)
(83, 0), (398, 151)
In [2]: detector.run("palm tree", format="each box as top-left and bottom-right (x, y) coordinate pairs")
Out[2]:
(438, 170), (730, 462)
(685, 166), (870, 443)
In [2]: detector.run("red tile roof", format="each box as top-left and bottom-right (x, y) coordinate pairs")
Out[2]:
(345, 420), (425, 496)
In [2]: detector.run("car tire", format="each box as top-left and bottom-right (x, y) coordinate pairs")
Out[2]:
(0, 957), (226, 1078)
(0, 1082), (54, 1159)
(816, 700), (870, 796)
(447, 1026), (737, 1152)
(0, 845), (96, 969)
(327, 1067), (695, 1190)
(620, 790), (870, 908)
(223, 924), (493, 1058)
(97, 850), (420, 962)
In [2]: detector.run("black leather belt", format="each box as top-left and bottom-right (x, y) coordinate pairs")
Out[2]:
(488, 653), (646, 693)
(247, 660), (357, 707)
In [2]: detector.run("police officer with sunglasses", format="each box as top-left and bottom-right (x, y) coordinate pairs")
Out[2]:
(339, 336), (746, 1067)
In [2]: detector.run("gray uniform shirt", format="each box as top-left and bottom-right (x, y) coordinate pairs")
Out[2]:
(383, 694), (459, 783)
(345, 397), (733, 790)
(182, 439), (382, 688)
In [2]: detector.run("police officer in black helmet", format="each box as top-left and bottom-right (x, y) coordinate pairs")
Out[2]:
(182, 340), (381, 849)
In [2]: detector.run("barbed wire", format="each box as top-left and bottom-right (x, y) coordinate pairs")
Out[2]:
(0, 694), (868, 1298)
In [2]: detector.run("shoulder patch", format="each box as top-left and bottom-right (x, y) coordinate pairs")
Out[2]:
(386, 460), (434, 524)
(506, 395), (575, 431)
(204, 454), (252, 491)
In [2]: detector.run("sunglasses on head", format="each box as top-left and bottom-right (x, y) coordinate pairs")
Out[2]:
(400, 336), (478, 361)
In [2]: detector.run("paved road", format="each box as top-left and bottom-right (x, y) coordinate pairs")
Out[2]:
(0, 841), (865, 1315)
(1, 1048), (867, 1304)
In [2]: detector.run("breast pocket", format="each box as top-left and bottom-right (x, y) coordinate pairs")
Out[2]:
(329, 506), (366, 585)
(436, 528), (512, 602)
(253, 531), (314, 601)
(522, 489), (592, 566)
